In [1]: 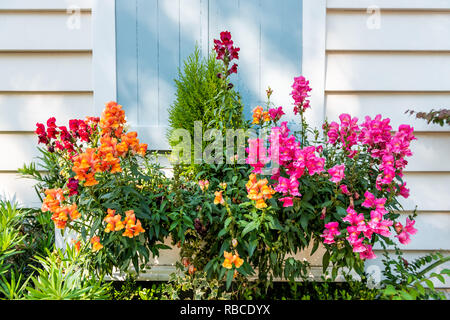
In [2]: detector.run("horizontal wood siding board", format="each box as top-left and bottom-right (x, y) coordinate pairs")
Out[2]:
(0, 52), (92, 91)
(0, 133), (41, 171)
(325, 52), (450, 91)
(325, 92), (450, 132)
(0, 172), (41, 208)
(326, 11), (450, 51)
(373, 213), (450, 251)
(407, 133), (450, 171)
(400, 172), (450, 211)
(0, 11), (92, 51)
(0, 92), (93, 131)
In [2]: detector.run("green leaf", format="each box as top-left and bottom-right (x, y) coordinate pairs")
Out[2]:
(310, 239), (320, 256)
(299, 214), (309, 231)
(383, 285), (397, 296)
(336, 206), (347, 217)
(415, 283), (425, 296)
(322, 250), (330, 274)
(225, 269), (234, 290)
(242, 221), (257, 237)
(399, 290), (414, 300)
(424, 279), (435, 291)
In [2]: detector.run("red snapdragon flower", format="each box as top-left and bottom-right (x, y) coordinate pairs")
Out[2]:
(213, 31), (240, 76)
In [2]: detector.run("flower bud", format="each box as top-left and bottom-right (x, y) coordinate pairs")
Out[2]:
(188, 264), (196, 275)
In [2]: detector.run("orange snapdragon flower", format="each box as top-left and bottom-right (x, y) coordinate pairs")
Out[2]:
(97, 136), (122, 173)
(252, 106), (270, 124)
(222, 251), (244, 269)
(90, 236), (103, 252)
(252, 105), (264, 124)
(42, 188), (80, 229)
(42, 188), (65, 213)
(99, 101), (126, 137)
(246, 174), (275, 209)
(72, 148), (100, 186)
(214, 191), (225, 205)
(71, 239), (81, 252)
(120, 131), (148, 156)
(122, 210), (145, 238)
(50, 203), (80, 229)
(104, 209), (124, 233)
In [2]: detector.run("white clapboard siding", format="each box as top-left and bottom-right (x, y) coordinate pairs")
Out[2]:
(0, 172), (41, 208)
(0, 0), (92, 11)
(0, 92), (93, 131)
(0, 134), (42, 171)
(0, 52), (92, 91)
(0, 3), (93, 211)
(373, 213), (450, 251)
(400, 173), (450, 211)
(407, 133), (450, 172)
(326, 11), (450, 51)
(0, 12), (92, 51)
(327, 0), (450, 10)
(325, 93), (450, 132)
(365, 251), (450, 289)
(326, 52), (450, 92)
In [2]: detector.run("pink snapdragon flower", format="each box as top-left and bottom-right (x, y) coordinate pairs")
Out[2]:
(246, 138), (270, 174)
(395, 218), (417, 245)
(326, 114), (359, 155)
(274, 176), (301, 197)
(340, 184), (351, 195)
(328, 164), (345, 184)
(291, 76), (312, 114)
(359, 244), (376, 260)
(320, 222), (341, 244)
(268, 107), (285, 122)
(198, 180), (210, 192)
(398, 182), (410, 198)
(279, 197), (294, 208)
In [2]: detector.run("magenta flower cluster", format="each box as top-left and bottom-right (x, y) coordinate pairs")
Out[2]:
(245, 75), (418, 260)
(268, 122), (326, 207)
(327, 114), (416, 196)
(291, 76), (312, 114)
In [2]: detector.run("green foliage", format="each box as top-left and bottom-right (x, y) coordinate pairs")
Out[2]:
(24, 246), (111, 300)
(380, 249), (449, 300)
(0, 201), (27, 299)
(18, 146), (68, 197)
(167, 47), (244, 177)
(163, 270), (231, 300)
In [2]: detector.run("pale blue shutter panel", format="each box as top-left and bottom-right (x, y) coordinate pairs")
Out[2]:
(116, 0), (303, 150)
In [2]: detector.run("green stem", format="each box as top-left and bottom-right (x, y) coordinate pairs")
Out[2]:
(417, 256), (450, 279)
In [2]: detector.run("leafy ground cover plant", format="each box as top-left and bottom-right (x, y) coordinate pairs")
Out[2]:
(24, 245), (111, 300)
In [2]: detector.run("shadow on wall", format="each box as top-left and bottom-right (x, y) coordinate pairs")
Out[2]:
(116, 0), (303, 129)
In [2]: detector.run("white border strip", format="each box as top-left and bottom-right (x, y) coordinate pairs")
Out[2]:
(327, 0), (450, 10)
(0, 0), (93, 10)
(92, 0), (117, 116)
